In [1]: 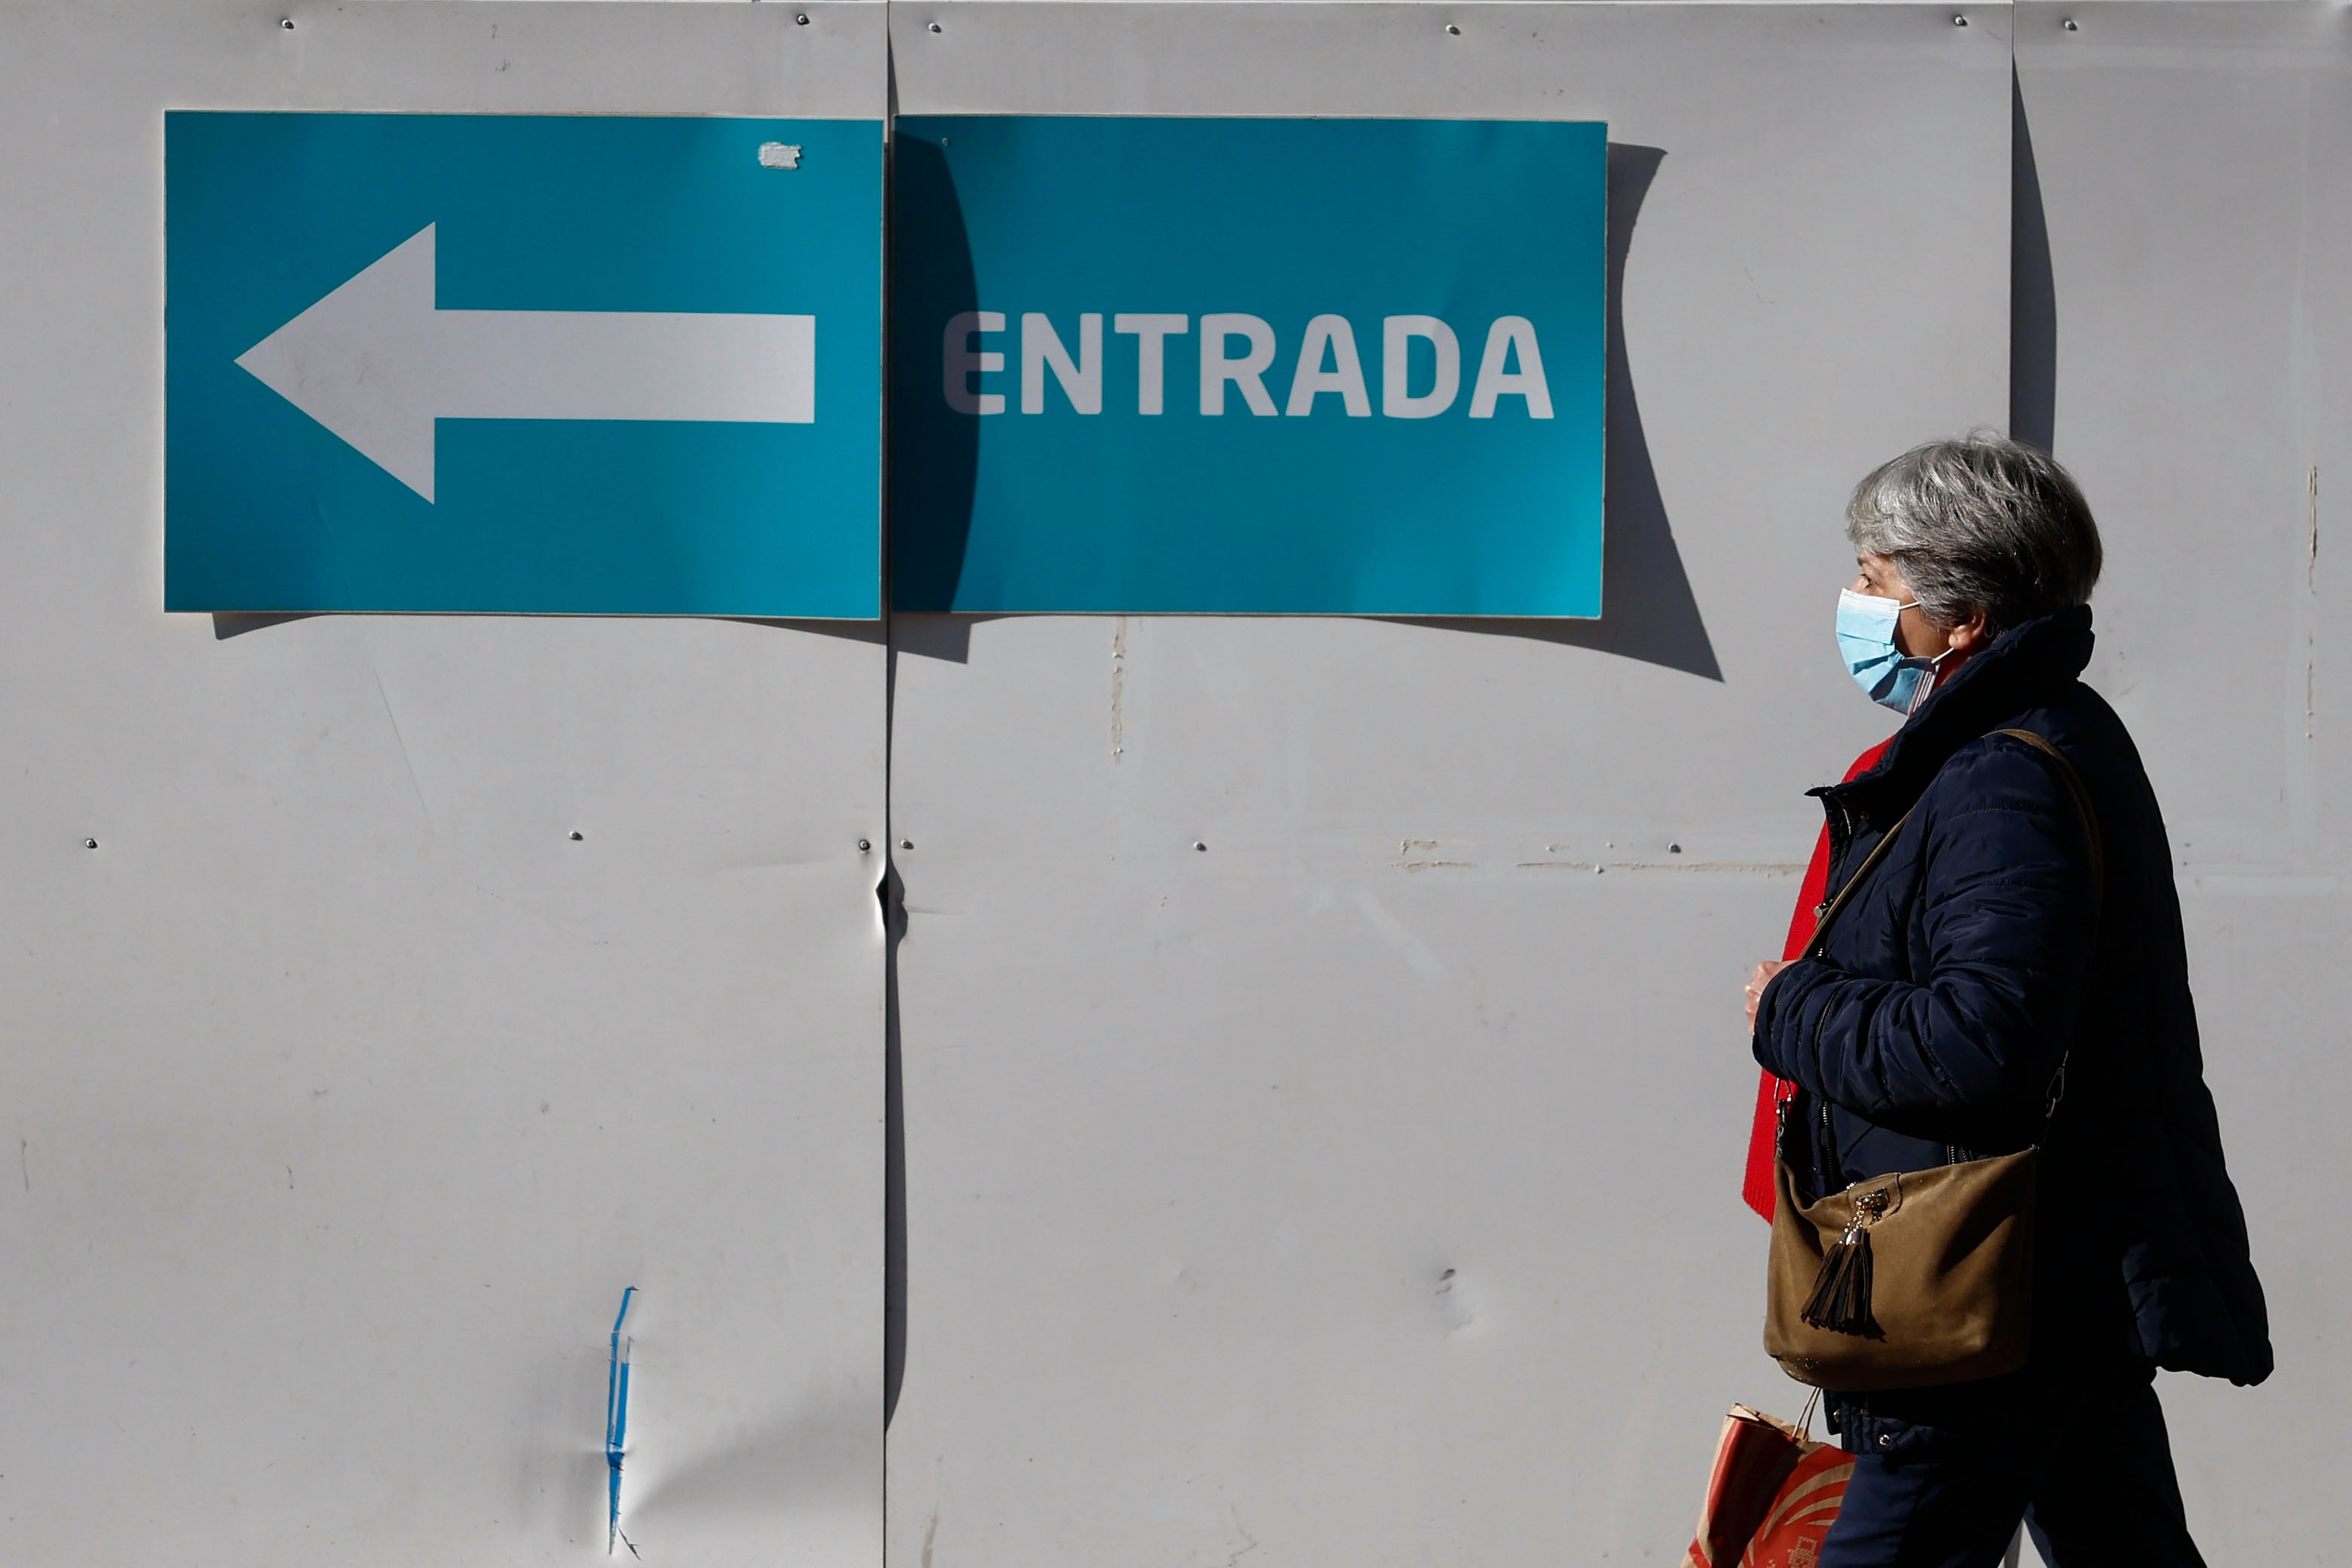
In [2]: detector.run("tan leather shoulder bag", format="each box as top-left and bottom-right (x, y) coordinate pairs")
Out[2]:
(1763, 729), (2101, 1392)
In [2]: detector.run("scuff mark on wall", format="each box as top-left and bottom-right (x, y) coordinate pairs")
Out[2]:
(1514, 859), (1801, 875)
(2309, 464), (2320, 586)
(369, 661), (436, 835)
(605, 1286), (639, 1557)
(1110, 616), (1127, 764)
(923, 1509), (940, 1568)
(1395, 838), (1471, 871)
(1223, 1506), (1260, 1568)
(1606, 859), (1802, 874)
(1435, 1265), (1482, 1333)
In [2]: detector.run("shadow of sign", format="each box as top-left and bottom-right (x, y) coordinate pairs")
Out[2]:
(2009, 70), (2056, 455)
(887, 133), (981, 621)
(1381, 143), (1719, 680)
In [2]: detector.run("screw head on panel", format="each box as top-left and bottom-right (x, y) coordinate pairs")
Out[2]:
(1445, 23), (1460, 35)
(1193, 841), (1208, 852)
(2063, 17), (2079, 28)
(1952, 13), (1968, 24)
(795, 12), (810, 23)
(83, 838), (98, 850)
(927, 20), (942, 32)
(858, 838), (872, 853)
(569, 831), (583, 841)
(279, 16), (293, 28)
(899, 839), (914, 850)
(1668, 843), (1683, 854)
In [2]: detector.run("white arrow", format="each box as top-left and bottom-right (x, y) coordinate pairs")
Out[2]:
(234, 224), (814, 503)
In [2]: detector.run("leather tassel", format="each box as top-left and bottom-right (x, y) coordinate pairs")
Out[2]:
(1800, 1224), (1877, 1337)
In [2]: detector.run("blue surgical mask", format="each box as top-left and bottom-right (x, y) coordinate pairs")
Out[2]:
(1836, 588), (1956, 715)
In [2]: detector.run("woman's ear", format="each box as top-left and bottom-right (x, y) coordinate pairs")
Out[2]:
(1945, 606), (1993, 655)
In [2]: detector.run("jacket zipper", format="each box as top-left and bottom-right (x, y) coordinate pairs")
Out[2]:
(1824, 795), (1855, 888)
(1813, 795), (1852, 1192)
(1818, 1095), (1836, 1190)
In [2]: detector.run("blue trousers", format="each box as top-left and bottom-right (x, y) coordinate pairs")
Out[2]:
(1819, 1372), (2205, 1568)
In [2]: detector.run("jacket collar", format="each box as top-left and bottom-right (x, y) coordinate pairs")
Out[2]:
(1823, 605), (2095, 824)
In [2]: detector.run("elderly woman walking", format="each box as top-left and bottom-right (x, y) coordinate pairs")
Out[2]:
(1744, 436), (2271, 1567)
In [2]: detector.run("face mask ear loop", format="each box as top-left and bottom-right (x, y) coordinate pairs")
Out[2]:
(1904, 643), (1961, 716)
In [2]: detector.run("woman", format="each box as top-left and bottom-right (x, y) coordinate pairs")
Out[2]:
(1744, 436), (2271, 1568)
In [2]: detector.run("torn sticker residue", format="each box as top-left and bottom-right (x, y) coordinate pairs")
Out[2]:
(606, 1286), (639, 1557)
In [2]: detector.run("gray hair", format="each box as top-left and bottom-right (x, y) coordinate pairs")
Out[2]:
(1846, 433), (2102, 635)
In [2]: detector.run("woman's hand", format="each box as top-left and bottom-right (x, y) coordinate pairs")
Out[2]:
(1745, 960), (1790, 1031)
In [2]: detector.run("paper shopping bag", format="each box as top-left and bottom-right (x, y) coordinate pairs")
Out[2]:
(1681, 1404), (1854, 1567)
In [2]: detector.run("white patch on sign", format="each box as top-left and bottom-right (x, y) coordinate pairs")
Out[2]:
(758, 142), (803, 170)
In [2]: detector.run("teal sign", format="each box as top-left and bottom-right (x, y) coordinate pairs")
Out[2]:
(166, 113), (882, 616)
(891, 117), (1606, 615)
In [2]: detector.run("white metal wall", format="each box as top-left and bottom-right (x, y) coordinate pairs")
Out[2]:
(884, 7), (2014, 1566)
(4, 2), (2343, 1563)
(0, 5), (886, 1563)
(2015, 8), (2347, 1560)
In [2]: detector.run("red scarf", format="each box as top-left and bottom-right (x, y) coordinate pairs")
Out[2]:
(1741, 739), (1892, 1220)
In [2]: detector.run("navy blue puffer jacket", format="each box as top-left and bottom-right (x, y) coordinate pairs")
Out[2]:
(1754, 607), (2271, 1390)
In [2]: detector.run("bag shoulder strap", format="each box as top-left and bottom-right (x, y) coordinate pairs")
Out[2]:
(1800, 727), (2103, 963)
(1992, 728), (2105, 902)
(1799, 805), (1913, 961)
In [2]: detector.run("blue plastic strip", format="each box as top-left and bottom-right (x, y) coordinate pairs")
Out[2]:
(605, 1286), (638, 1555)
